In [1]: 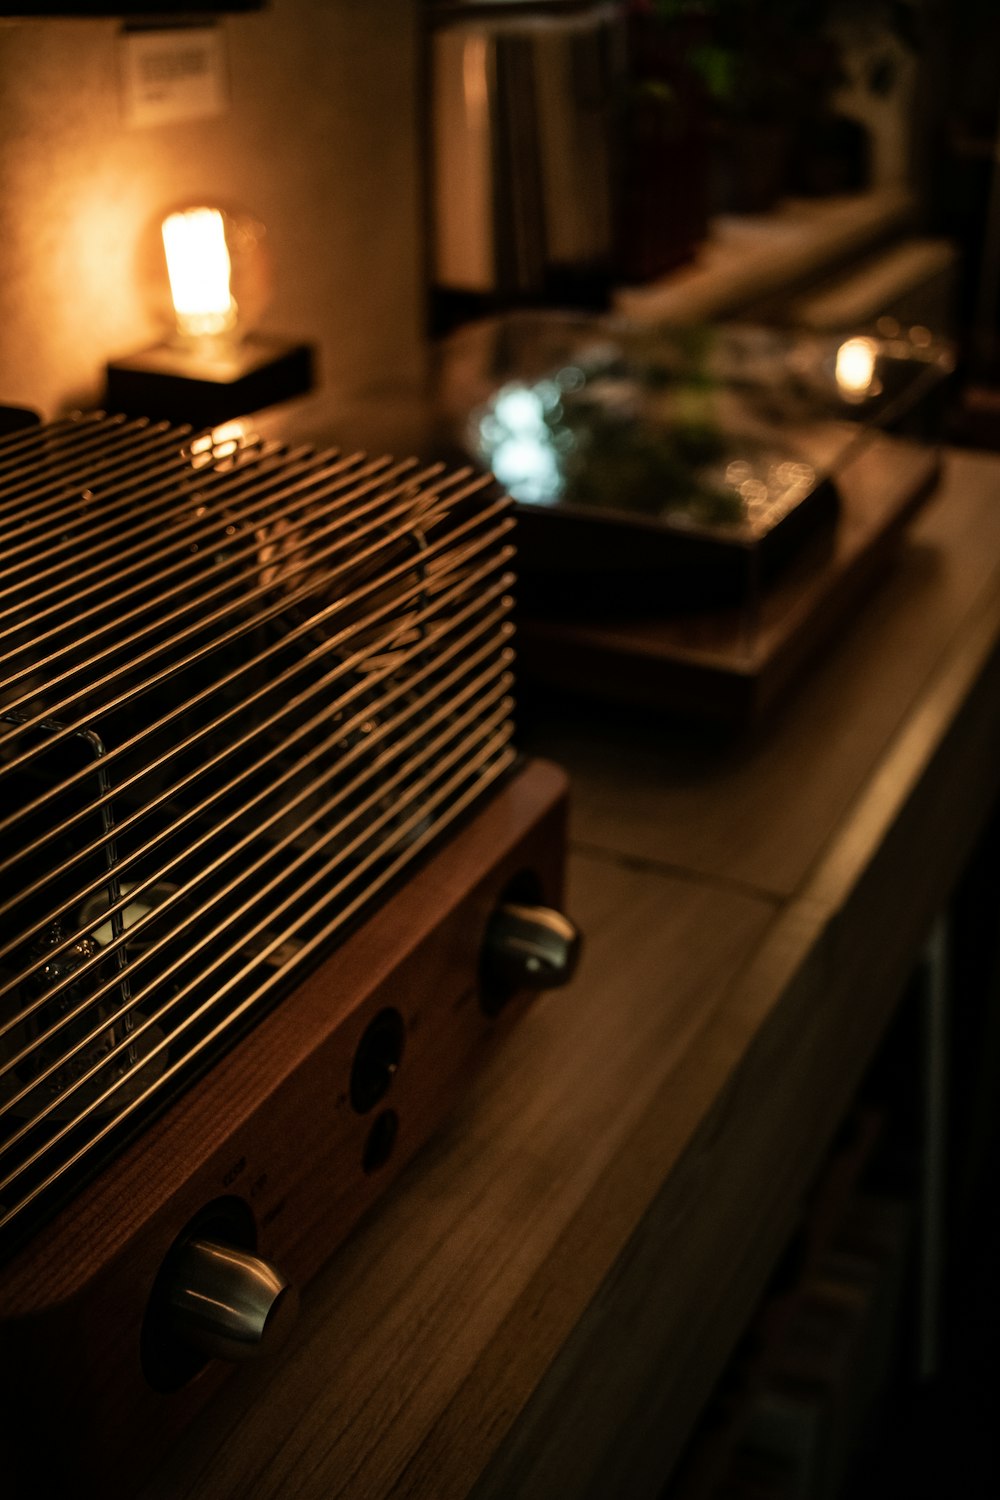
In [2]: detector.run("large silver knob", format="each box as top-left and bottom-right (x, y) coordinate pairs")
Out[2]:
(166, 1238), (298, 1363)
(482, 901), (580, 1004)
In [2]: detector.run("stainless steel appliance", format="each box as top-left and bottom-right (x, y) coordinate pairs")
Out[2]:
(0, 410), (578, 1495)
(428, 1), (623, 330)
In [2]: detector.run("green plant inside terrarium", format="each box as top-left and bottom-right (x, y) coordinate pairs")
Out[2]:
(468, 327), (818, 535)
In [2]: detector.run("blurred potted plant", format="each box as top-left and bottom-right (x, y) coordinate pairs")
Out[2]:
(637, 0), (922, 214)
(616, 1), (716, 281)
(616, 1), (921, 282)
(715, 0), (849, 208)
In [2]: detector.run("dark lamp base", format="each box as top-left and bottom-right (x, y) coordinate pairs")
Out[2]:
(105, 335), (315, 427)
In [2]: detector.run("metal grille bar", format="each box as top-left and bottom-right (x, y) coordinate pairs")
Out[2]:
(0, 413), (516, 1248)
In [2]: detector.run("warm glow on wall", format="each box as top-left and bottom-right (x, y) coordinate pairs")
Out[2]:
(161, 207), (236, 341)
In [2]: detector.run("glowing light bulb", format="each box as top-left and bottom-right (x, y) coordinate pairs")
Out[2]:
(156, 203), (270, 350)
(835, 336), (878, 399)
(161, 207), (237, 342)
(106, 199), (312, 427)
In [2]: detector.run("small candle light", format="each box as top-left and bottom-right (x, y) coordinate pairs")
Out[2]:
(835, 336), (878, 400)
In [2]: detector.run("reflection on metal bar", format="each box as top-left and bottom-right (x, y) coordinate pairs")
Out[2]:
(3, 743), (517, 1234)
(0, 457), (445, 726)
(0, 469), (500, 759)
(0, 693), (512, 1153)
(0, 636), (513, 1050)
(0, 439), (306, 636)
(0, 578), (513, 946)
(0, 421), (187, 544)
(0, 513), (513, 868)
(0, 442), (374, 610)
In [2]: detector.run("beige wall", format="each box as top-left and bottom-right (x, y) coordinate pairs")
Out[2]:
(0, 0), (425, 420)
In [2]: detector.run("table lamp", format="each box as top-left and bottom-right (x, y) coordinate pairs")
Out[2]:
(105, 202), (314, 426)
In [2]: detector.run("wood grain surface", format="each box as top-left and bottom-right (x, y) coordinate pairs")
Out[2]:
(526, 448), (1000, 899)
(119, 446), (1000, 1500)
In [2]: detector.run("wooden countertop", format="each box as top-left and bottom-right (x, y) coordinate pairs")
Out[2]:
(139, 446), (1000, 1500)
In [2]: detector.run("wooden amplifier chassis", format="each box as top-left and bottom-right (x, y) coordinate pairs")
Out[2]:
(0, 756), (570, 1498)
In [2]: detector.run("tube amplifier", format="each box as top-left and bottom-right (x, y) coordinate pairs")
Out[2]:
(0, 411), (578, 1495)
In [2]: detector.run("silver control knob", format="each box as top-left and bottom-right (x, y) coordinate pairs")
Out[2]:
(166, 1237), (298, 1363)
(483, 901), (581, 994)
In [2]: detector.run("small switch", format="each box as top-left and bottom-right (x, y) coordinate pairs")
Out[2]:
(119, 26), (228, 131)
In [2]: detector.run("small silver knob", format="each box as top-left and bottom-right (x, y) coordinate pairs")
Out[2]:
(483, 901), (581, 996)
(166, 1238), (298, 1363)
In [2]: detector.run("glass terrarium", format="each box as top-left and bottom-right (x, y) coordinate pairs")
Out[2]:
(433, 312), (953, 618)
